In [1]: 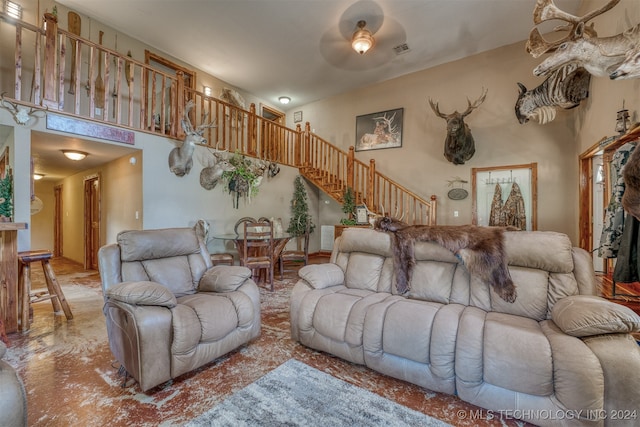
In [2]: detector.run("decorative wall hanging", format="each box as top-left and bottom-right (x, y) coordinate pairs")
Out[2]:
(446, 177), (469, 200)
(471, 163), (538, 231)
(355, 108), (403, 152)
(222, 152), (268, 209)
(429, 88), (487, 165)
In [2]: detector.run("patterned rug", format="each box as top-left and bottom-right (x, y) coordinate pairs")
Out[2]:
(186, 359), (451, 427)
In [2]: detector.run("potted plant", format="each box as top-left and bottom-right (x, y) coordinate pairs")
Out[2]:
(0, 171), (13, 222)
(287, 176), (315, 249)
(340, 187), (357, 225)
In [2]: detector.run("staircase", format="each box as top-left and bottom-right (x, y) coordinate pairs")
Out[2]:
(2, 11), (437, 225)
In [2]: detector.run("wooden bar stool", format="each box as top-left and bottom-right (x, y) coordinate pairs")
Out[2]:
(17, 250), (73, 332)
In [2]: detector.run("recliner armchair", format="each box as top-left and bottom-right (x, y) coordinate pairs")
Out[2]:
(98, 221), (261, 392)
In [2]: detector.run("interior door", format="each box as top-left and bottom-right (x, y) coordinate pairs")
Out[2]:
(84, 175), (101, 270)
(54, 185), (63, 257)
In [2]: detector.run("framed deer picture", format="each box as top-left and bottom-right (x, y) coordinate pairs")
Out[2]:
(355, 108), (403, 152)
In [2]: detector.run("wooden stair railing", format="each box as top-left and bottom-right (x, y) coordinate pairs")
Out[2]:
(3, 11), (436, 226)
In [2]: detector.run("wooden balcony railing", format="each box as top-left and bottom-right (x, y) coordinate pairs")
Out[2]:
(1, 11), (436, 225)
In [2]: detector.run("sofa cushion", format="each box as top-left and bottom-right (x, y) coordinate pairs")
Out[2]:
(106, 281), (177, 307)
(552, 295), (640, 337)
(298, 263), (344, 289)
(482, 312), (553, 396)
(117, 227), (202, 261)
(199, 266), (251, 292)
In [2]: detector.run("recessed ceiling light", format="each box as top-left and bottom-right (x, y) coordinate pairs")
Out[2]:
(279, 96), (291, 105)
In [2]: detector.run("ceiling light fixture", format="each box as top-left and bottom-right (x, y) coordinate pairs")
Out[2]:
(33, 173), (45, 180)
(62, 150), (88, 161)
(352, 20), (374, 55)
(279, 96), (291, 105)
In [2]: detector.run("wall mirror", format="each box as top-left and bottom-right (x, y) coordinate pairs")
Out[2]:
(471, 163), (537, 230)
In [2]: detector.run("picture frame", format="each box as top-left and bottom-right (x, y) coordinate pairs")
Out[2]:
(355, 205), (369, 224)
(355, 108), (403, 152)
(471, 163), (538, 231)
(293, 111), (303, 123)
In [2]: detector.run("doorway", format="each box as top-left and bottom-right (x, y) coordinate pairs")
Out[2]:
(54, 185), (63, 257)
(84, 174), (101, 270)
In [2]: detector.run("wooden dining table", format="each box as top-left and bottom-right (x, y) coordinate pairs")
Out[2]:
(211, 231), (291, 274)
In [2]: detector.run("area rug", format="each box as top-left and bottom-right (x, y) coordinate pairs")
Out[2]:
(186, 358), (451, 427)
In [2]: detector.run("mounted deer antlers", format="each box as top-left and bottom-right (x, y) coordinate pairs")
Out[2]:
(0, 92), (46, 125)
(168, 100), (216, 177)
(526, 0), (618, 58)
(429, 88), (487, 165)
(526, 0), (640, 78)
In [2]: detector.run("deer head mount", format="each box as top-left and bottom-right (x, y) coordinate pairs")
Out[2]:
(429, 88), (487, 165)
(168, 100), (216, 177)
(0, 92), (46, 126)
(526, 0), (639, 78)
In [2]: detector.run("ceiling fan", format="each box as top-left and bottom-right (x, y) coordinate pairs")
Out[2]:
(319, 1), (407, 71)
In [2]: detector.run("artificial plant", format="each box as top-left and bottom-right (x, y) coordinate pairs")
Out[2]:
(340, 186), (357, 225)
(222, 151), (260, 209)
(0, 172), (13, 220)
(287, 175), (315, 240)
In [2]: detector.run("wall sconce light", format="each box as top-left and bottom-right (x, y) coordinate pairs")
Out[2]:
(33, 173), (45, 180)
(204, 86), (212, 97)
(62, 150), (88, 161)
(4, 1), (22, 20)
(352, 20), (374, 55)
(279, 96), (291, 105)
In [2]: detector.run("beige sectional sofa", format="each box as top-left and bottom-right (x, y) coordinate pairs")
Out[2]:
(290, 228), (640, 426)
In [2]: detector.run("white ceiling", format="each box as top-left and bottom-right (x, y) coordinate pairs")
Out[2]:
(55, 0), (581, 110)
(27, 0), (582, 180)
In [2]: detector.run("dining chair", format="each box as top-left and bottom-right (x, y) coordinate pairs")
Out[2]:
(235, 217), (257, 235)
(278, 221), (310, 279)
(241, 220), (275, 291)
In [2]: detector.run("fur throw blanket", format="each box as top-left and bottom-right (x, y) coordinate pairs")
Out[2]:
(373, 216), (517, 303)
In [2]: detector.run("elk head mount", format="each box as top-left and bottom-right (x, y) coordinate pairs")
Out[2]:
(168, 100), (216, 177)
(429, 88), (487, 165)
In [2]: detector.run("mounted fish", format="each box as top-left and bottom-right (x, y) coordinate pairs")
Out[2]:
(515, 63), (591, 124)
(429, 88), (487, 165)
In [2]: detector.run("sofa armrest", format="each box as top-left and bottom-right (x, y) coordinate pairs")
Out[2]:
(552, 295), (640, 337)
(298, 264), (344, 289)
(105, 281), (177, 307)
(198, 266), (252, 292)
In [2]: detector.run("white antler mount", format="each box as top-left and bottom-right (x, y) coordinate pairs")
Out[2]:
(0, 92), (46, 126)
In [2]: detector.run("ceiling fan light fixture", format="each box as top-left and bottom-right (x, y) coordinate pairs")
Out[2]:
(352, 20), (374, 55)
(62, 150), (88, 161)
